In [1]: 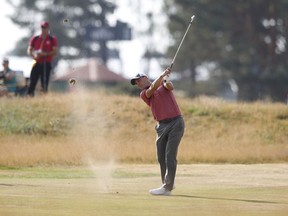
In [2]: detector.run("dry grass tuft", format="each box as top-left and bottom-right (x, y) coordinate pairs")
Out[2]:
(0, 91), (287, 166)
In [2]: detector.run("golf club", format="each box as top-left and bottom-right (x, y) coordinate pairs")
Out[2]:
(170, 15), (195, 69)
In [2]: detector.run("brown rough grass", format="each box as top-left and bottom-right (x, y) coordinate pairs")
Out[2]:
(0, 89), (287, 166)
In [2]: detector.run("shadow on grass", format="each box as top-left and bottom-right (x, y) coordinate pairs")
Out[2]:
(174, 195), (288, 205)
(0, 183), (39, 187)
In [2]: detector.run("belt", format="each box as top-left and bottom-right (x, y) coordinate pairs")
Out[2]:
(158, 115), (181, 124)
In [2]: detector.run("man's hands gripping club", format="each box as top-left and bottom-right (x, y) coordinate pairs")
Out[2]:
(145, 67), (173, 98)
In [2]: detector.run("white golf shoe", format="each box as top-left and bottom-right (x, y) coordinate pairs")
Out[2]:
(149, 185), (171, 196)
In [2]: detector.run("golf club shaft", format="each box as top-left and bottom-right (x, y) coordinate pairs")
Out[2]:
(170, 15), (195, 69)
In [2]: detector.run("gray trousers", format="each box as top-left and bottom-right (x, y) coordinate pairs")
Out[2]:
(155, 116), (185, 191)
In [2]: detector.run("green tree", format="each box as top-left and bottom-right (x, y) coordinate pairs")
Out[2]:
(164, 0), (288, 101)
(7, 0), (116, 64)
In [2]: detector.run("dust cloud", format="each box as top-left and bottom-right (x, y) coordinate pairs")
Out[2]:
(68, 86), (117, 192)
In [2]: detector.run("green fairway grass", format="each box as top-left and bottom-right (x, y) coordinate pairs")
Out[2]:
(1, 164), (287, 216)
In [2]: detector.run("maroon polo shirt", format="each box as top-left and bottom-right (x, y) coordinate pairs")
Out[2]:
(140, 84), (181, 121)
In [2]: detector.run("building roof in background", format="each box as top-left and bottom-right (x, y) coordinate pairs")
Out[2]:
(53, 58), (127, 82)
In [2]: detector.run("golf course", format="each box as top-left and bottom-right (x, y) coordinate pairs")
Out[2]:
(1, 90), (288, 215)
(1, 164), (287, 216)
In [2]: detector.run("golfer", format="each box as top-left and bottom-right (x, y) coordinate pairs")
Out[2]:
(131, 67), (185, 196)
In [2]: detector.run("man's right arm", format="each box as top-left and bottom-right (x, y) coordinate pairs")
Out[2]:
(27, 46), (34, 58)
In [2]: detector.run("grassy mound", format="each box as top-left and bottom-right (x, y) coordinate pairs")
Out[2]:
(0, 89), (287, 166)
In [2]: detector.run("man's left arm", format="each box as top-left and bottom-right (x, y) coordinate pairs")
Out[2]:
(163, 76), (174, 91)
(42, 37), (58, 57)
(146, 67), (172, 98)
(47, 46), (58, 57)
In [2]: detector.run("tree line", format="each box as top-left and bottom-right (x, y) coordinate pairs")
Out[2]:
(7, 0), (288, 102)
(165, 0), (288, 102)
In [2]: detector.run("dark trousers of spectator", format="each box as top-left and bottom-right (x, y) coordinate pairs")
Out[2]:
(28, 62), (51, 96)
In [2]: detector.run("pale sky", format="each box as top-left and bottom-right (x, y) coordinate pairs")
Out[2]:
(0, 2), (22, 56)
(0, 2), (32, 76)
(0, 0), (167, 78)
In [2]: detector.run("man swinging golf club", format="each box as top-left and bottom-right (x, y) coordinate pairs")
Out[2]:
(131, 15), (194, 195)
(131, 67), (185, 196)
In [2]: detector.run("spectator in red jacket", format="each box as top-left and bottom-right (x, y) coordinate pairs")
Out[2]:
(27, 21), (58, 96)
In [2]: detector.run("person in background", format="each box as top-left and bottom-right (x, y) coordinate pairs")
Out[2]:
(130, 67), (185, 196)
(27, 21), (58, 96)
(0, 66), (8, 97)
(0, 58), (17, 96)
